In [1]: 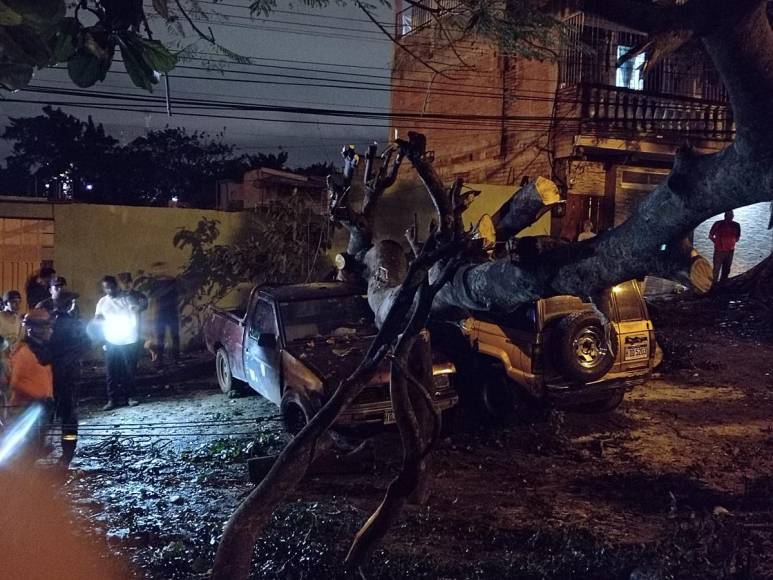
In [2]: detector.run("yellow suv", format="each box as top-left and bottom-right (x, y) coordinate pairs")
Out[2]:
(434, 280), (658, 416)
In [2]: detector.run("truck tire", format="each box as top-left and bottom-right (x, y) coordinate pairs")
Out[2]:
(280, 390), (317, 436)
(552, 311), (614, 383)
(216, 348), (243, 397)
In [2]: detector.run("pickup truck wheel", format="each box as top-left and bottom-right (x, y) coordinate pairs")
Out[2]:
(279, 390), (314, 436)
(216, 348), (238, 396)
(553, 312), (615, 383)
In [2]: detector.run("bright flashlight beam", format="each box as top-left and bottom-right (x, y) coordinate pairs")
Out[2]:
(0, 403), (43, 465)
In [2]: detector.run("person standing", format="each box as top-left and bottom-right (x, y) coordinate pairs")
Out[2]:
(149, 263), (180, 366)
(0, 290), (23, 414)
(7, 309), (55, 463)
(0, 290), (23, 350)
(36, 276), (90, 467)
(25, 267), (56, 310)
(117, 272), (148, 370)
(95, 276), (142, 411)
(577, 219), (597, 242)
(36, 276), (79, 317)
(709, 210), (742, 284)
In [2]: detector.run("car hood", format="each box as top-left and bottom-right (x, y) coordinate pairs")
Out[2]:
(284, 336), (455, 392)
(284, 336), (378, 389)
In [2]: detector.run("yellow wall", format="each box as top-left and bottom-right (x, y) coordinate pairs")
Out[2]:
(52, 203), (251, 347)
(463, 183), (551, 238)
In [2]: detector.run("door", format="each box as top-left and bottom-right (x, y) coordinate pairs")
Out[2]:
(244, 298), (282, 404)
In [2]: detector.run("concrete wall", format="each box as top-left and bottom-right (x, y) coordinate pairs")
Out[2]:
(52, 203), (251, 346)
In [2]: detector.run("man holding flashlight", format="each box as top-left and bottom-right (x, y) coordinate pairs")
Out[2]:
(95, 276), (142, 411)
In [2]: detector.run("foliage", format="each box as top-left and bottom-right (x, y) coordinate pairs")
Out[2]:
(120, 127), (236, 206)
(0, 0), (558, 92)
(457, 0), (566, 59)
(0, 105), (121, 200)
(0, 0), (176, 91)
(171, 191), (333, 329)
(0, 108), (310, 205)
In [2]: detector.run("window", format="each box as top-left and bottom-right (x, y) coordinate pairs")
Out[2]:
(279, 295), (376, 343)
(613, 282), (645, 321)
(250, 299), (276, 338)
(616, 45), (645, 90)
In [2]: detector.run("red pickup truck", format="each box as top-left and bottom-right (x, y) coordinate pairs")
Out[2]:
(204, 282), (458, 433)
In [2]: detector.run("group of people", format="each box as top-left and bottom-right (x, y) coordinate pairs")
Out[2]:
(0, 265), (180, 468)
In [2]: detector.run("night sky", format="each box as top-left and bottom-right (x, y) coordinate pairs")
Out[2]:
(0, 0), (394, 167)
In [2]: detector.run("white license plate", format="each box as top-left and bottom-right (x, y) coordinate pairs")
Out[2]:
(384, 409), (396, 424)
(624, 344), (649, 360)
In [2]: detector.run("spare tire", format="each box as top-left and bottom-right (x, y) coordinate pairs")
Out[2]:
(552, 311), (614, 383)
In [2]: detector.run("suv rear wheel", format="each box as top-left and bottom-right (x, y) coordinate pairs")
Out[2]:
(553, 312), (614, 383)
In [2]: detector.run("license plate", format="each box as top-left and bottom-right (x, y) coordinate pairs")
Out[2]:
(624, 344), (649, 360)
(384, 409), (396, 424)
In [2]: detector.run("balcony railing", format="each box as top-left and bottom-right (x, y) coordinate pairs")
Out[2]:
(395, 0), (464, 39)
(557, 84), (735, 142)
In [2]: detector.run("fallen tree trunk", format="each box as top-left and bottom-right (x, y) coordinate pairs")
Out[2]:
(211, 2), (773, 578)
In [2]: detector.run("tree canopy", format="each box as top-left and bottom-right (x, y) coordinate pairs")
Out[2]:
(0, 107), (299, 206)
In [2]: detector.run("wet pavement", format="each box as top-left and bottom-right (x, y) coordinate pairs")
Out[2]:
(51, 295), (773, 579)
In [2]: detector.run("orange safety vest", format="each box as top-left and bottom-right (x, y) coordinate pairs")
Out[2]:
(9, 342), (53, 403)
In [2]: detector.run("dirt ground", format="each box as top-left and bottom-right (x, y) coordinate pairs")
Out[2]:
(59, 294), (773, 580)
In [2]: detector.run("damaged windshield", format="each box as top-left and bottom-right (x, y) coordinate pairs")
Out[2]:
(280, 295), (377, 342)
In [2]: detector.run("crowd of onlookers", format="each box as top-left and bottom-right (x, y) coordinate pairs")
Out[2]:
(0, 265), (180, 468)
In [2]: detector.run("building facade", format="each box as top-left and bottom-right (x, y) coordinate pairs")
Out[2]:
(390, 0), (733, 240)
(216, 167), (327, 214)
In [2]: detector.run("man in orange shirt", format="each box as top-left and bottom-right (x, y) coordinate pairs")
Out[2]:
(709, 210), (742, 284)
(7, 309), (55, 463)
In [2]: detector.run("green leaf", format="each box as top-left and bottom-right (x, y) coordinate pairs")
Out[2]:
(67, 51), (109, 87)
(2, 25), (52, 64)
(51, 17), (78, 62)
(0, 62), (32, 89)
(139, 38), (176, 73)
(118, 35), (156, 92)
(4, 0), (64, 25)
(0, 1), (23, 26)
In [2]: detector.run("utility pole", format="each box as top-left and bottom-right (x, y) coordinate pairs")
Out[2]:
(164, 73), (172, 117)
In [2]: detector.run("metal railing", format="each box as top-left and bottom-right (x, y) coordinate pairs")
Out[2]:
(395, 0), (464, 38)
(558, 84), (734, 141)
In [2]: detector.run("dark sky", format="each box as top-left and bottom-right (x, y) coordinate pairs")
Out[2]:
(0, 1), (394, 168)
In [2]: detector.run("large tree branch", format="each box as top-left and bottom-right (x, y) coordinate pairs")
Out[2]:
(700, 0), (773, 151)
(434, 144), (773, 313)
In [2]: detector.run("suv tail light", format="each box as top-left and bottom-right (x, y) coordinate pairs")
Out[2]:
(531, 343), (543, 373)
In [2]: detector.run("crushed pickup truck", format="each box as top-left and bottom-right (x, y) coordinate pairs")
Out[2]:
(432, 280), (660, 416)
(204, 282), (458, 433)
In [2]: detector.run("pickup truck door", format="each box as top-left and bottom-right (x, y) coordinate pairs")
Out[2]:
(244, 297), (282, 405)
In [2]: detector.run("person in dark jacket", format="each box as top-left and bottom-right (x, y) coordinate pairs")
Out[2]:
(36, 276), (79, 318)
(149, 263), (180, 366)
(36, 276), (89, 467)
(25, 267), (56, 310)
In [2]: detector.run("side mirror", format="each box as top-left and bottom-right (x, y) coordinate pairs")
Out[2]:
(257, 333), (277, 349)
